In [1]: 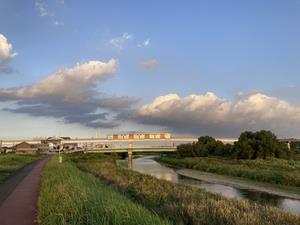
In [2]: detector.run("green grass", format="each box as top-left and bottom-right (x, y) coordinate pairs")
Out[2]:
(73, 154), (300, 225)
(0, 153), (42, 183)
(157, 157), (300, 188)
(38, 156), (170, 225)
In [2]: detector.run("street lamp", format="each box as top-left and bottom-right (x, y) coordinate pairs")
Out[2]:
(58, 143), (63, 163)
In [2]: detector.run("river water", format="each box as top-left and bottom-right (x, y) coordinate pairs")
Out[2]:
(117, 155), (300, 214)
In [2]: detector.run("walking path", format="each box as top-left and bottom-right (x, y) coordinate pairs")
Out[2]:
(0, 157), (49, 225)
(177, 168), (300, 200)
(0, 160), (40, 205)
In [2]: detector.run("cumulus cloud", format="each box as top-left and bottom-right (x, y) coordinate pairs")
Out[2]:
(0, 34), (17, 74)
(109, 33), (133, 50)
(139, 59), (159, 70)
(130, 92), (300, 137)
(0, 59), (138, 128)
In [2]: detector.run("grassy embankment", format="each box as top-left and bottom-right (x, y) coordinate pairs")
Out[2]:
(38, 156), (170, 225)
(0, 153), (42, 183)
(158, 157), (300, 190)
(72, 154), (300, 225)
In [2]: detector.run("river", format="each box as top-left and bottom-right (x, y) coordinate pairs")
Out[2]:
(117, 155), (300, 214)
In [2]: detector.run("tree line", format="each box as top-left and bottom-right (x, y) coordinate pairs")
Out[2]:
(177, 130), (299, 160)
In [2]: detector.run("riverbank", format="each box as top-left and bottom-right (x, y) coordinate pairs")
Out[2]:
(177, 169), (300, 200)
(72, 154), (300, 225)
(38, 156), (170, 225)
(158, 157), (300, 189)
(0, 153), (43, 183)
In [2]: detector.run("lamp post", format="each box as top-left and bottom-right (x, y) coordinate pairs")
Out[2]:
(59, 144), (63, 163)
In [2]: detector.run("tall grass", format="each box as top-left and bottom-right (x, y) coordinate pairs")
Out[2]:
(38, 156), (170, 225)
(74, 155), (300, 225)
(0, 153), (42, 182)
(158, 157), (300, 187)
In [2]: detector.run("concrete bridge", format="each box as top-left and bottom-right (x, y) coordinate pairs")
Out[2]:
(2, 136), (299, 150)
(280, 138), (300, 150)
(0, 137), (238, 147)
(84, 146), (177, 153)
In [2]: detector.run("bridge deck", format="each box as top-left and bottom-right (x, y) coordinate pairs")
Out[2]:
(68, 147), (176, 154)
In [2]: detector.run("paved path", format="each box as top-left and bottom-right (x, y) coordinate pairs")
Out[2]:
(0, 157), (49, 225)
(0, 160), (40, 205)
(177, 168), (300, 200)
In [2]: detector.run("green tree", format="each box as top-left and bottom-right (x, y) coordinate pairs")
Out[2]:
(234, 130), (289, 159)
(177, 136), (233, 158)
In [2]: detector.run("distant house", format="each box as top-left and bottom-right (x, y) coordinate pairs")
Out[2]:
(14, 142), (38, 154)
(46, 136), (71, 151)
(0, 146), (15, 154)
(35, 143), (49, 152)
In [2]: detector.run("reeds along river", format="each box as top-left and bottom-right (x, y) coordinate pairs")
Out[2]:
(117, 155), (300, 214)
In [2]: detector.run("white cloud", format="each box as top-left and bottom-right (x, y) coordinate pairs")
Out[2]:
(53, 20), (64, 26)
(138, 39), (150, 48)
(0, 34), (17, 74)
(139, 59), (159, 70)
(109, 33), (133, 50)
(35, 0), (64, 26)
(0, 59), (138, 128)
(35, 1), (50, 17)
(1, 59), (117, 101)
(131, 92), (300, 137)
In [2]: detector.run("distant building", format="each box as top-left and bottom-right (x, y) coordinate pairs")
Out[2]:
(0, 146), (15, 153)
(107, 133), (171, 140)
(63, 143), (78, 151)
(14, 142), (38, 154)
(46, 136), (71, 151)
(35, 143), (49, 152)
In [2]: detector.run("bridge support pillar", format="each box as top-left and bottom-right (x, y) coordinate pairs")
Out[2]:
(128, 150), (133, 169)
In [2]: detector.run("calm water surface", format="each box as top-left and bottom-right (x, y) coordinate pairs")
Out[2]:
(117, 155), (300, 214)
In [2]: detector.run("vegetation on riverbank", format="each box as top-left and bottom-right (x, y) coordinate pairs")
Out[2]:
(72, 154), (300, 225)
(38, 156), (170, 225)
(177, 131), (299, 160)
(158, 157), (300, 188)
(0, 153), (42, 183)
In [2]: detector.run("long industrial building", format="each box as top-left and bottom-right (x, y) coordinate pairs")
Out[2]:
(107, 133), (171, 140)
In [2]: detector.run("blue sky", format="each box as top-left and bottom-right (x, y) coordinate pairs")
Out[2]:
(0, 0), (300, 139)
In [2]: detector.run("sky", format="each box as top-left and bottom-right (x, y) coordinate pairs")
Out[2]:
(0, 0), (300, 139)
